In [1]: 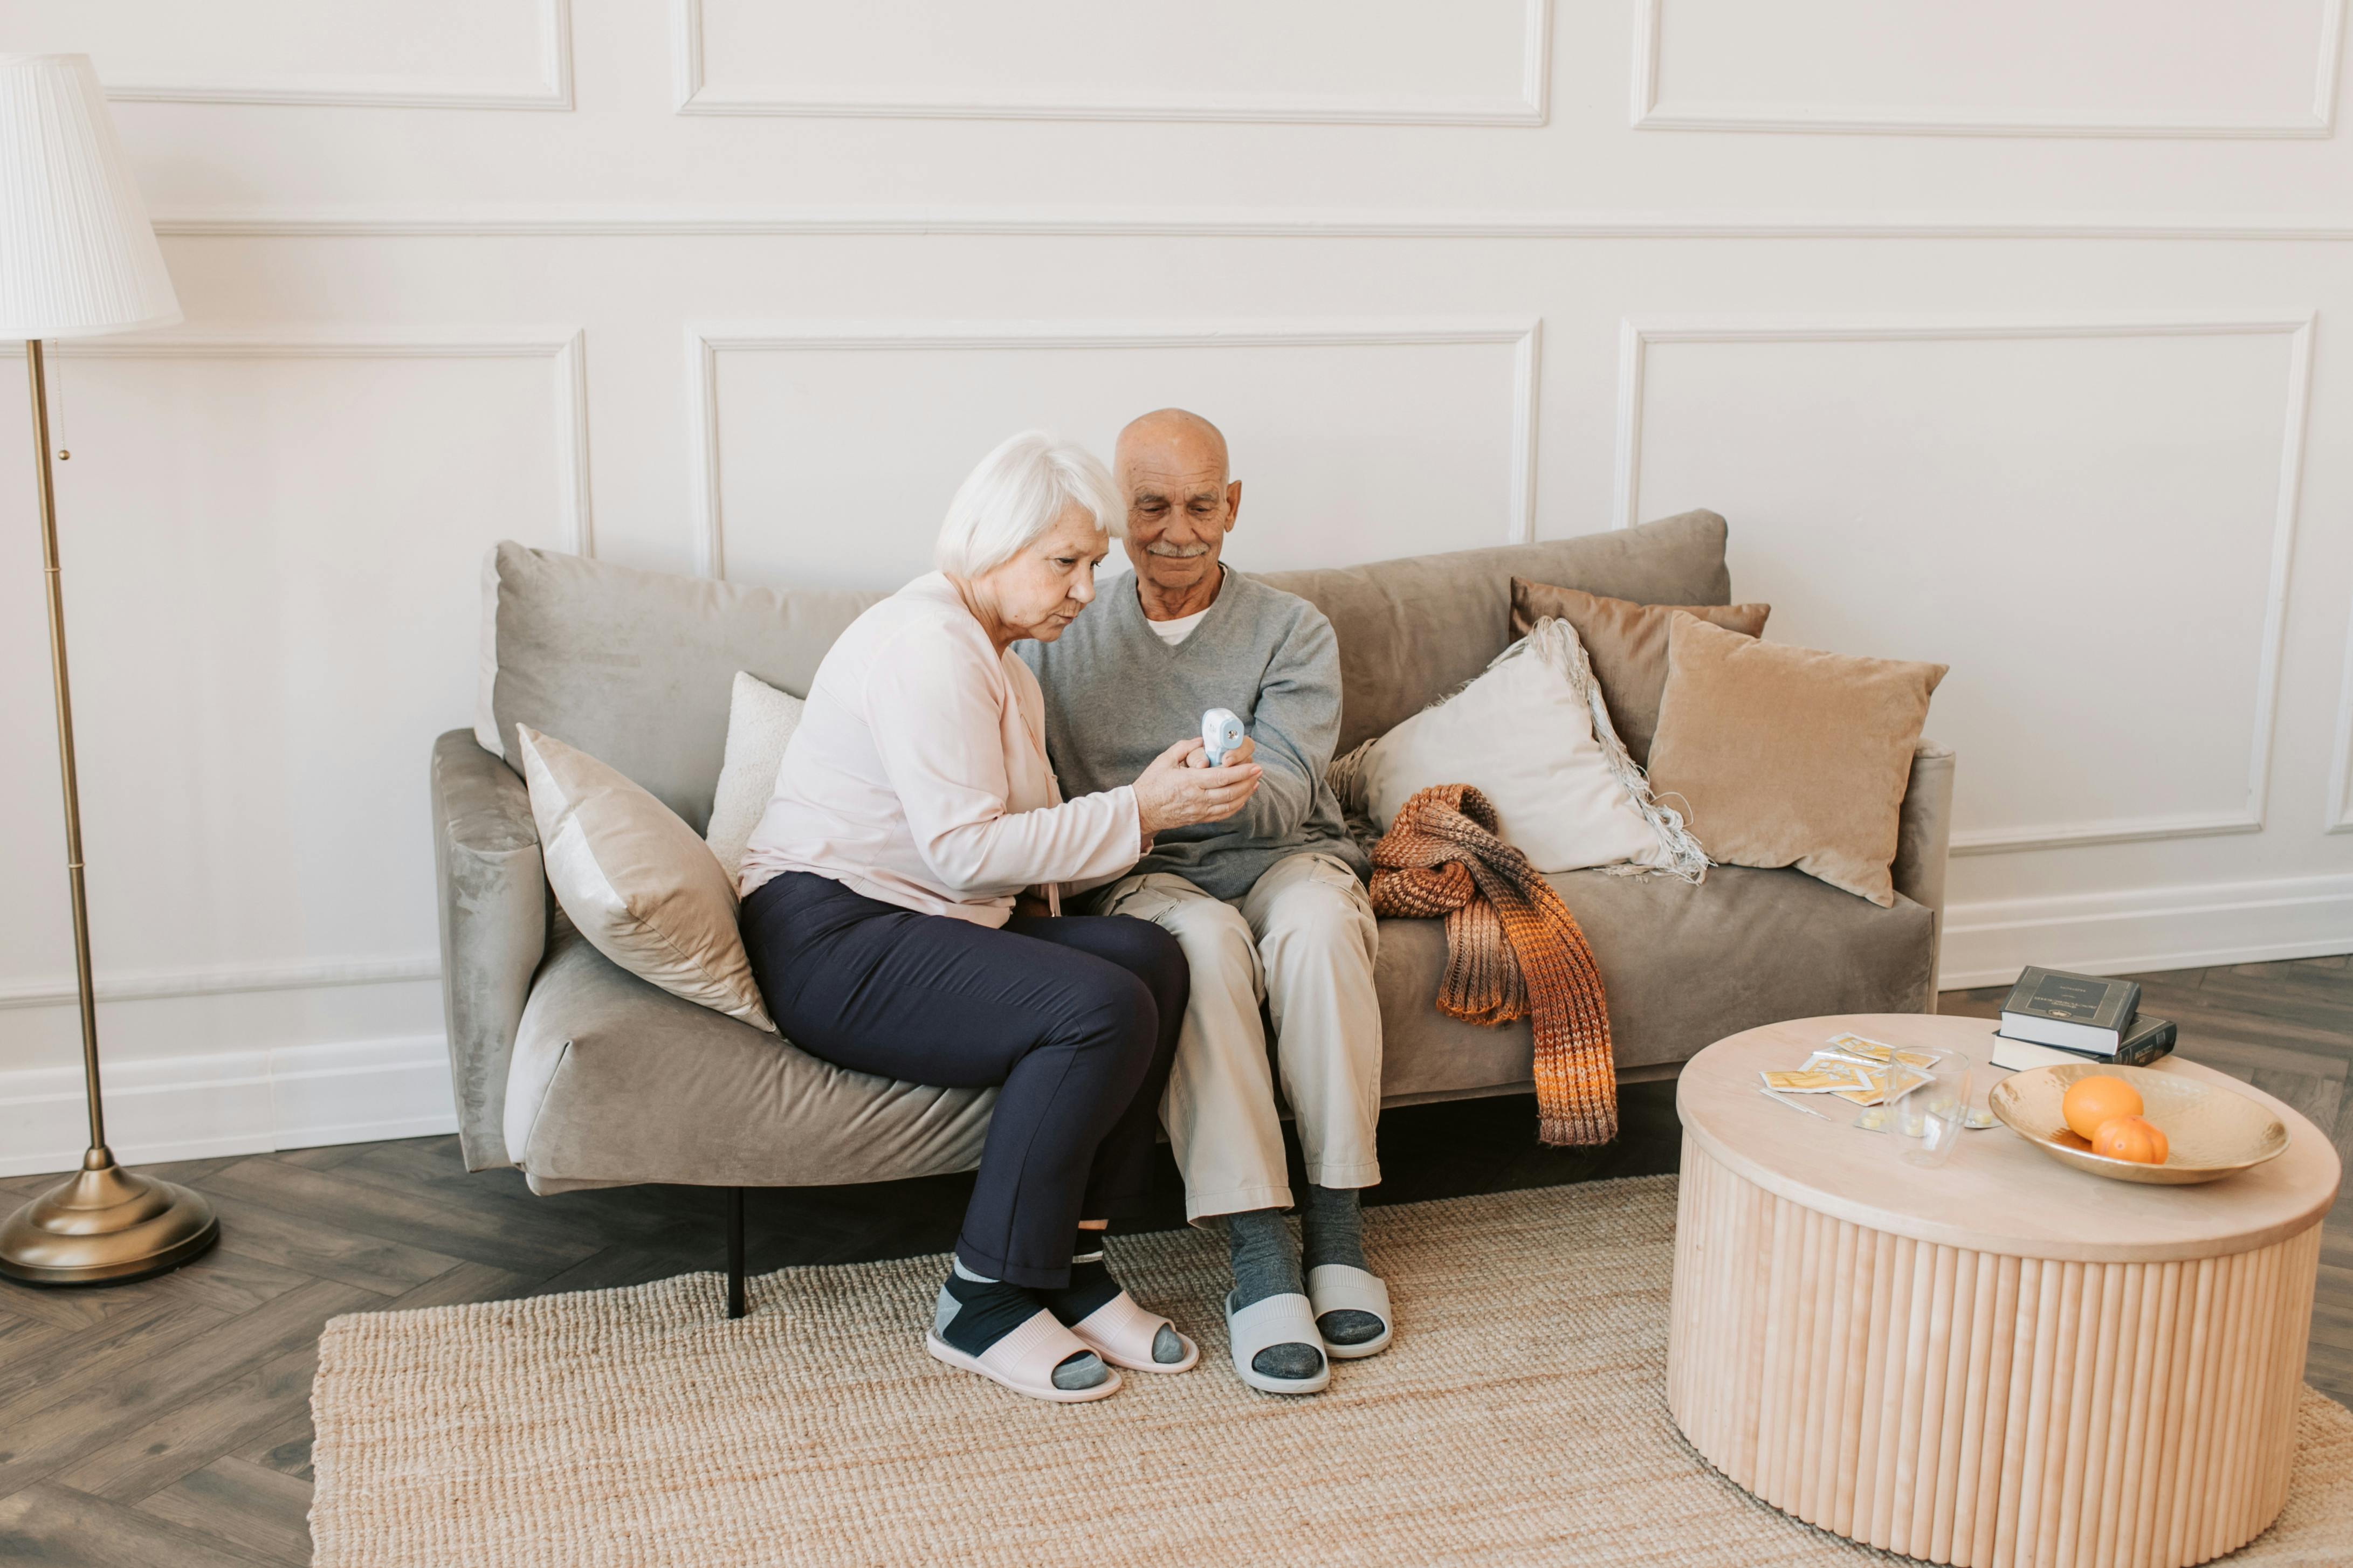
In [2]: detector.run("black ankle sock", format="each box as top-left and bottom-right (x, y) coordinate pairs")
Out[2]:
(935, 1271), (1047, 1359)
(1039, 1235), (1121, 1327)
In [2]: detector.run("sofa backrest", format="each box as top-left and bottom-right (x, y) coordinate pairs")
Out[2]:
(479, 543), (883, 827)
(1260, 509), (1730, 751)
(477, 507), (1730, 825)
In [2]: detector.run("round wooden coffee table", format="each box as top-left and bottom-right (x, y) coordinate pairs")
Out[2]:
(1668, 1014), (2340, 1568)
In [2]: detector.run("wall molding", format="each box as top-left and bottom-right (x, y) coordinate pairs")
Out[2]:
(98, 0), (574, 110)
(0, 954), (439, 1013)
(38, 326), (595, 556)
(669, 0), (1550, 124)
(1632, 0), (2346, 139)
(144, 205), (2353, 241)
(1938, 872), (2353, 991)
(1612, 313), (2315, 858)
(0, 1033), (455, 1178)
(685, 316), (1542, 580)
(2329, 603), (2353, 833)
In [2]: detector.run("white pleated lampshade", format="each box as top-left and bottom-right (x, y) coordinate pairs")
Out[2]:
(0, 53), (180, 341)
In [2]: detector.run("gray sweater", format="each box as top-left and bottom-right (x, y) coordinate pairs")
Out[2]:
(1022, 568), (1366, 902)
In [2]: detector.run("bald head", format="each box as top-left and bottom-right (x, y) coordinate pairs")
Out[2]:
(1116, 407), (1229, 485)
(1112, 407), (1243, 618)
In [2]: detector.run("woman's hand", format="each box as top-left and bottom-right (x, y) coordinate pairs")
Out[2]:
(1134, 736), (1262, 836)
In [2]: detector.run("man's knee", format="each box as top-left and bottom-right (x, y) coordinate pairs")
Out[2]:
(1257, 875), (1377, 969)
(1153, 896), (1260, 992)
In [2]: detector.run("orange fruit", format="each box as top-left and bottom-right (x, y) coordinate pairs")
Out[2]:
(2062, 1074), (2143, 1141)
(2091, 1115), (2169, 1165)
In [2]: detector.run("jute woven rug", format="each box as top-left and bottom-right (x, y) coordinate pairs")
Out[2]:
(309, 1176), (2353, 1566)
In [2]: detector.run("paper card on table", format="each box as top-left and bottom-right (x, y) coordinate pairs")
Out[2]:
(1762, 1066), (1870, 1094)
(1831, 1061), (1930, 1106)
(1824, 1032), (1939, 1069)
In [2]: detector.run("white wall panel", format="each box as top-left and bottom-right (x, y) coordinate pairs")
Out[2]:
(677, 0), (1547, 122)
(1620, 318), (2311, 858)
(0, 0), (571, 108)
(694, 321), (1538, 588)
(1640, 0), (2343, 135)
(0, 333), (584, 1066)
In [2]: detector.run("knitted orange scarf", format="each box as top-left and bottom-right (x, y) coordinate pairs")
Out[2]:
(1368, 783), (1616, 1145)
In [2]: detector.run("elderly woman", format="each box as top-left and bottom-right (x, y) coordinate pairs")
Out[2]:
(737, 431), (1263, 1405)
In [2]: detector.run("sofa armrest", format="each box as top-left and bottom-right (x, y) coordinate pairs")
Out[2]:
(431, 728), (547, 1171)
(1891, 739), (1955, 1011)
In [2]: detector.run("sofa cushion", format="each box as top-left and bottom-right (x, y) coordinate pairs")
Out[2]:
(1260, 509), (1730, 752)
(1509, 580), (1771, 766)
(505, 925), (997, 1192)
(1648, 615), (1948, 908)
(1373, 865), (1937, 1101)
(516, 726), (774, 1032)
(482, 542), (880, 828)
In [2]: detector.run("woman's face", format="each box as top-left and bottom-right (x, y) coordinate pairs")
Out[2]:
(966, 505), (1110, 645)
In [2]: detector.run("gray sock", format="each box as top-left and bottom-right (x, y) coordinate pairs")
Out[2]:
(1223, 1209), (1320, 1382)
(1301, 1185), (1383, 1347)
(935, 1258), (1108, 1391)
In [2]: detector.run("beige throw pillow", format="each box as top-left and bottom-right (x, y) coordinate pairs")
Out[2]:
(1336, 618), (1706, 878)
(1511, 578), (1770, 766)
(516, 726), (776, 1031)
(1645, 615), (1945, 908)
(705, 672), (805, 882)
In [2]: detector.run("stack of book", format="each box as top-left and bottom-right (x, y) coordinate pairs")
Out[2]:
(1991, 965), (2177, 1074)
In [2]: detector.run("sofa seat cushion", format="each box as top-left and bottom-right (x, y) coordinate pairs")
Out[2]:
(505, 925), (995, 1192)
(1373, 865), (1937, 1101)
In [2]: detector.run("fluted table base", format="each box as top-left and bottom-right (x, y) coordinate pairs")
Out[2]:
(1668, 1138), (2321, 1568)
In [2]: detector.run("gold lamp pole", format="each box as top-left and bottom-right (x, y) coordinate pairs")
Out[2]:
(0, 53), (218, 1286)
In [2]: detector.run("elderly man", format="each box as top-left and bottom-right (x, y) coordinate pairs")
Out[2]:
(1022, 409), (1387, 1396)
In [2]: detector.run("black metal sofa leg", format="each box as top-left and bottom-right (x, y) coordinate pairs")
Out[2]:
(725, 1186), (747, 1320)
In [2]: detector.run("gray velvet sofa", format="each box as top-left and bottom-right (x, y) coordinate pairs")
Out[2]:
(433, 509), (1952, 1307)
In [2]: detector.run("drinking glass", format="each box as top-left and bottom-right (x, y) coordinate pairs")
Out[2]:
(1895, 1054), (1973, 1169)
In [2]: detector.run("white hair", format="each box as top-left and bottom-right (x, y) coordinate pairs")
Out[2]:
(933, 430), (1122, 578)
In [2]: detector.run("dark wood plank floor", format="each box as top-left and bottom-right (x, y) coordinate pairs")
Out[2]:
(1, 956), (2345, 1565)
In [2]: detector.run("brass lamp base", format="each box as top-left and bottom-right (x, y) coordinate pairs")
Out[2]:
(0, 1145), (219, 1287)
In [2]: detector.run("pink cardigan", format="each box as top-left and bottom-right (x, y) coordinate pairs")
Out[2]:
(738, 574), (1144, 925)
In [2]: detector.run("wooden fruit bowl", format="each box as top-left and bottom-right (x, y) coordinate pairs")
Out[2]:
(1989, 1062), (2289, 1185)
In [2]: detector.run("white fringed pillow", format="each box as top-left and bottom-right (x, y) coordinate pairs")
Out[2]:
(516, 726), (776, 1031)
(1331, 618), (1707, 879)
(705, 672), (804, 881)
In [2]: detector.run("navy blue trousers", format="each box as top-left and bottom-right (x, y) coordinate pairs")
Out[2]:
(740, 872), (1187, 1288)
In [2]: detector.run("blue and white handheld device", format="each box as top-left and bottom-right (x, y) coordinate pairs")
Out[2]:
(1200, 708), (1245, 767)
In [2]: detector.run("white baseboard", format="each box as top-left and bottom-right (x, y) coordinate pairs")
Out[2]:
(1938, 873), (2353, 992)
(0, 1034), (455, 1179)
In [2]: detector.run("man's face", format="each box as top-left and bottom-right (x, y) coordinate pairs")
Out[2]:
(1117, 426), (1241, 596)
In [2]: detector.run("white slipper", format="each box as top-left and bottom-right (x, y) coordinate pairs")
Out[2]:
(1307, 1263), (1393, 1359)
(925, 1308), (1123, 1404)
(1069, 1290), (1199, 1374)
(1225, 1289), (1329, 1395)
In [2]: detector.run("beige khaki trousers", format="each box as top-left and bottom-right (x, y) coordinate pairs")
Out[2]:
(1090, 851), (1382, 1222)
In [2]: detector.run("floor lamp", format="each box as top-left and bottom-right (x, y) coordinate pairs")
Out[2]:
(0, 54), (218, 1285)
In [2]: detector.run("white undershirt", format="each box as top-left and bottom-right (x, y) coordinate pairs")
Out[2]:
(1143, 567), (1223, 646)
(1146, 607), (1210, 646)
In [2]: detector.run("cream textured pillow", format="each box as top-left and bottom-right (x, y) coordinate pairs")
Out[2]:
(1510, 578), (1770, 766)
(1646, 614), (1946, 908)
(1336, 619), (1706, 878)
(516, 726), (776, 1031)
(706, 672), (805, 882)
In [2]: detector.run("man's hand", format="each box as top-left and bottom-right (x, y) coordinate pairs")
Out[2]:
(1013, 890), (1055, 920)
(1185, 735), (1255, 770)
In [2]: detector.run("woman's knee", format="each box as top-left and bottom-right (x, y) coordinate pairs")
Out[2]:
(1103, 916), (1189, 1015)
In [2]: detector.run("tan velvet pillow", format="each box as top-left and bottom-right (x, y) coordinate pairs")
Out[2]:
(1645, 615), (1946, 907)
(517, 726), (776, 1031)
(1511, 578), (1770, 765)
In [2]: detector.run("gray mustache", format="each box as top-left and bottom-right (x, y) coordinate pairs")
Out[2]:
(1145, 541), (1213, 558)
